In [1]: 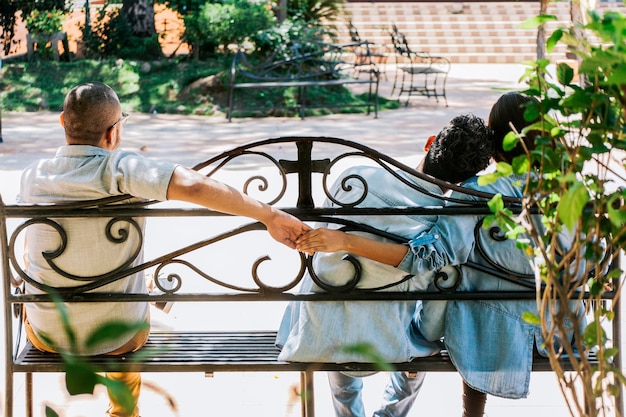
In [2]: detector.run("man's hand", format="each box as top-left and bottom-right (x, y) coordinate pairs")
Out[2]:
(264, 209), (311, 249)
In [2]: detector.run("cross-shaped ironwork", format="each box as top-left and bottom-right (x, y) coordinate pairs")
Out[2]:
(279, 141), (330, 208)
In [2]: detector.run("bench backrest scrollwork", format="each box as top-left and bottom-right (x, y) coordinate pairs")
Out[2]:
(2, 137), (618, 341)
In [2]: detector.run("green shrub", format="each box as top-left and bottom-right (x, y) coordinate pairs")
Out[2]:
(253, 18), (333, 56)
(272, 0), (345, 25)
(183, 0), (275, 58)
(156, 0), (206, 14)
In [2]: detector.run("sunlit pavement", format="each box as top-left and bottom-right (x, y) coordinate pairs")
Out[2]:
(1, 64), (623, 417)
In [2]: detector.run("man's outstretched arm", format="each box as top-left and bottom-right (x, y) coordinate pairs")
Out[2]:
(166, 166), (310, 248)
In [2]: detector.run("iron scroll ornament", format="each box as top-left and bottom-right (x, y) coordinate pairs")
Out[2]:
(320, 151), (456, 208)
(9, 217), (143, 294)
(9, 217), (307, 296)
(303, 222), (464, 294)
(195, 149), (289, 207)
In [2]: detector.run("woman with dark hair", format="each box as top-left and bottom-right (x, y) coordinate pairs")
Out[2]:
(488, 91), (541, 163)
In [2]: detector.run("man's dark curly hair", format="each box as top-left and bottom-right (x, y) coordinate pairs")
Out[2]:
(422, 114), (494, 184)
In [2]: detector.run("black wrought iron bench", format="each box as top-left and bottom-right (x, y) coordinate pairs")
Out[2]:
(226, 42), (380, 121)
(1, 137), (620, 417)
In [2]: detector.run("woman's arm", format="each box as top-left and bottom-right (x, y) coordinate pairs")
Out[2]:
(296, 228), (409, 267)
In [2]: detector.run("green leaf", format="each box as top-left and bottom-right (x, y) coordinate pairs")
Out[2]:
(507, 225), (528, 240)
(49, 292), (78, 352)
(65, 358), (99, 395)
(556, 182), (589, 230)
(85, 321), (149, 350)
(520, 14), (558, 29)
(607, 194), (626, 228)
(522, 311), (541, 325)
(487, 194), (504, 214)
(588, 278), (603, 296)
(583, 321), (608, 348)
(546, 28), (563, 53)
(101, 376), (136, 415)
(45, 406), (60, 417)
(495, 161), (513, 176)
(604, 347), (619, 360)
(502, 131), (519, 152)
(557, 173), (577, 184)
(523, 105), (542, 125)
(511, 155), (530, 175)
(340, 343), (394, 372)
(556, 62), (575, 85)
(477, 172), (500, 186)
(607, 65), (626, 85)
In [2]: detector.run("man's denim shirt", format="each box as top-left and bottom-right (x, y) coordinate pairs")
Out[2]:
(398, 174), (586, 399)
(276, 165), (447, 363)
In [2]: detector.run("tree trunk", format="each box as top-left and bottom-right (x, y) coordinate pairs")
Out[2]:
(570, 0), (594, 86)
(536, 0), (549, 60)
(122, 0), (156, 38)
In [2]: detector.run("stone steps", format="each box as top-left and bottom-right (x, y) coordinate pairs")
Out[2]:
(334, 1), (626, 64)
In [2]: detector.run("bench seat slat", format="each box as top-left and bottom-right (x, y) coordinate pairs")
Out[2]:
(13, 330), (589, 374)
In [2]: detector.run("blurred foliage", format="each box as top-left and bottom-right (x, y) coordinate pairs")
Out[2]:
(35, 294), (150, 416)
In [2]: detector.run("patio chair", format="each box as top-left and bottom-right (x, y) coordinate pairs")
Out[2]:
(389, 24), (450, 106)
(346, 21), (389, 80)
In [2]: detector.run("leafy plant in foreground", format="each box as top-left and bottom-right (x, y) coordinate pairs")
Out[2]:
(484, 9), (626, 417)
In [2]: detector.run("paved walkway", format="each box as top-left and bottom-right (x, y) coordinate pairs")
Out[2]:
(0, 64), (597, 417)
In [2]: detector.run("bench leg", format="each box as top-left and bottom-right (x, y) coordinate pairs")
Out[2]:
(5, 366), (13, 417)
(300, 370), (315, 417)
(298, 86), (306, 120)
(227, 86), (234, 123)
(26, 372), (33, 417)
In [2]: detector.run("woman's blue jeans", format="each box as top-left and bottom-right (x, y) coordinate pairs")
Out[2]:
(328, 371), (426, 417)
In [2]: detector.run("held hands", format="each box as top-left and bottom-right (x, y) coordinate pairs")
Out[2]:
(264, 209), (311, 249)
(296, 228), (349, 255)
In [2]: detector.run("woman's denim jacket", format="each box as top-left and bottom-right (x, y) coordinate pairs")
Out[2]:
(276, 165), (446, 363)
(398, 175), (586, 399)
